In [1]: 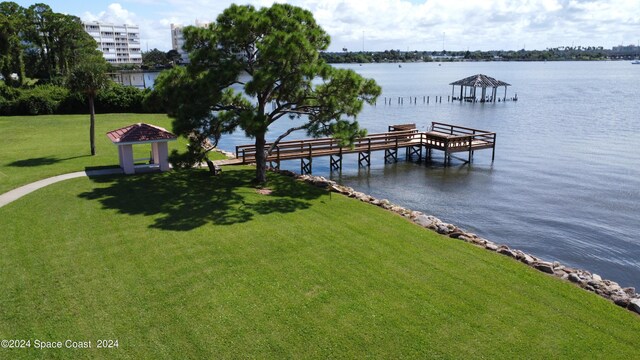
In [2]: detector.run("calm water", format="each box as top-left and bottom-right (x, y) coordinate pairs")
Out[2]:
(218, 61), (640, 289)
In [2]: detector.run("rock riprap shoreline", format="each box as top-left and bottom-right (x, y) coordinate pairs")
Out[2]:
(271, 169), (640, 316)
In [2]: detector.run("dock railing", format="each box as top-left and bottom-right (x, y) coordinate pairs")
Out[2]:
(425, 122), (496, 162)
(234, 122), (494, 166)
(235, 129), (419, 164)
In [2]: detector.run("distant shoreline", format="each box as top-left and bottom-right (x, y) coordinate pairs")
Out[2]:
(321, 48), (638, 64)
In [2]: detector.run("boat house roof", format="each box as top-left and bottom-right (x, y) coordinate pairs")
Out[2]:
(107, 123), (177, 145)
(449, 74), (511, 88)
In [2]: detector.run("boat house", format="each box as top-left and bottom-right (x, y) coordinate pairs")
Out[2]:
(449, 74), (511, 103)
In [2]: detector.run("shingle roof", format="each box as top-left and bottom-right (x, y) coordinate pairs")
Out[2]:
(449, 74), (511, 87)
(106, 123), (177, 144)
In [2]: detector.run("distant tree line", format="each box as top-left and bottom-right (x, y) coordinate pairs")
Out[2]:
(320, 46), (635, 64)
(0, 2), (160, 117)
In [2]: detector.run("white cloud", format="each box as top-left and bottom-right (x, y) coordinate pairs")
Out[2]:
(82, 3), (137, 25)
(81, 0), (640, 52)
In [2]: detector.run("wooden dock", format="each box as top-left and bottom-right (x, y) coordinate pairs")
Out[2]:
(235, 122), (496, 174)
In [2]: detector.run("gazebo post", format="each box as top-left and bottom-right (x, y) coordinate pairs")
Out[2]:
(157, 142), (170, 172)
(151, 143), (160, 165)
(451, 85), (455, 99)
(504, 86), (508, 101)
(118, 145), (124, 166)
(120, 144), (135, 175)
(459, 85), (463, 101)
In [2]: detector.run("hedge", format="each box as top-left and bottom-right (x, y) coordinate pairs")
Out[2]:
(0, 82), (162, 116)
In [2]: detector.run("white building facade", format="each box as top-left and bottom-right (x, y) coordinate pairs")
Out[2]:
(83, 21), (142, 65)
(171, 20), (209, 64)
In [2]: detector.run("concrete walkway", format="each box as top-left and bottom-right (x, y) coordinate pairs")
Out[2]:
(0, 168), (122, 208)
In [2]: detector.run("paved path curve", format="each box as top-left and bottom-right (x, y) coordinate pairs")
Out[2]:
(0, 168), (122, 208)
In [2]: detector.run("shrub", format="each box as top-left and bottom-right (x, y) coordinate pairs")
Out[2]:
(96, 83), (146, 113)
(19, 85), (68, 115)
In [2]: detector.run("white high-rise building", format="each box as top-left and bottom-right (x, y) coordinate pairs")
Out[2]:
(171, 20), (209, 64)
(83, 21), (142, 65)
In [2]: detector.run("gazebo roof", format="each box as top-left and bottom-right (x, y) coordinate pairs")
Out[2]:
(449, 74), (511, 87)
(107, 123), (177, 145)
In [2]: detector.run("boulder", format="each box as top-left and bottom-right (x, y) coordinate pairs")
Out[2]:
(497, 248), (517, 259)
(623, 287), (636, 296)
(436, 224), (451, 235)
(413, 215), (437, 228)
(592, 274), (602, 282)
(587, 280), (602, 289)
(628, 299), (640, 315)
(485, 242), (498, 251)
(568, 273), (581, 283)
(534, 261), (555, 274)
(554, 269), (568, 277)
(612, 296), (630, 308)
(520, 254), (535, 265)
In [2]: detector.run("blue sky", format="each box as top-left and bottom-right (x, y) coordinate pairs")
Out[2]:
(13, 0), (640, 52)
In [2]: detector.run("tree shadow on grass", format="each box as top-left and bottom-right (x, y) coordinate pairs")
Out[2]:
(8, 155), (90, 167)
(78, 168), (325, 231)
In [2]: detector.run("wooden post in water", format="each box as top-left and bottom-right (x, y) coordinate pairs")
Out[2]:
(492, 134), (496, 161)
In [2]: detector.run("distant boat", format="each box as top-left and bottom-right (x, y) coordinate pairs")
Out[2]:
(398, 64), (402, 68)
(632, 60), (640, 65)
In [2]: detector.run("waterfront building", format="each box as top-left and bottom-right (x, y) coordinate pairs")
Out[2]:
(83, 21), (142, 65)
(171, 20), (210, 64)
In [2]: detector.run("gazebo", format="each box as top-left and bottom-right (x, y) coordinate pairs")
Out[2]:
(106, 123), (177, 174)
(449, 74), (511, 103)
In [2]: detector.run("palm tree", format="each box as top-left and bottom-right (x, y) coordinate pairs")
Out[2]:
(67, 56), (109, 155)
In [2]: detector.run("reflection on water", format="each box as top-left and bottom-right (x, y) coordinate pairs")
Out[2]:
(218, 61), (640, 289)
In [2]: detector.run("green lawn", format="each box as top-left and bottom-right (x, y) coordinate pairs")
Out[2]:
(0, 114), (639, 358)
(0, 167), (639, 359)
(0, 114), (224, 194)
